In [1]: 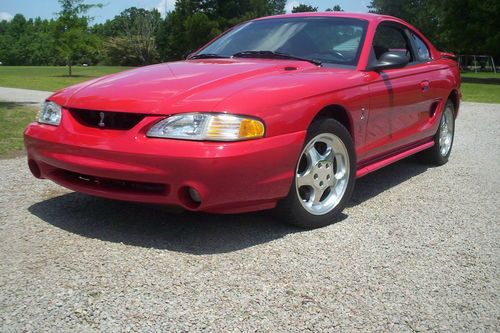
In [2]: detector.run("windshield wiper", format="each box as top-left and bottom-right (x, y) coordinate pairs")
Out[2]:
(189, 53), (230, 60)
(232, 50), (322, 66)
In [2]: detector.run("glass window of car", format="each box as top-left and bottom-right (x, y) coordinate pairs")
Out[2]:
(372, 25), (414, 62)
(197, 17), (368, 66)
(410, 32), (431, 61)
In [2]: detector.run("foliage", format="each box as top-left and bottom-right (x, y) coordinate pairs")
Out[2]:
(156, 0), (287, 61)
(54, 0), (103, 76)
(326, 5), (343, 11)
(0, 15), (60, 65)
(291, 4), (318, 13)
(0, 0), (498, 66)
(368, 0), (500, 59)
(99, 7), (161, 65)
(124, 9), (161, 64)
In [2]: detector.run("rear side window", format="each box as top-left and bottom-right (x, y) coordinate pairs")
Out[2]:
(372, 25), (413, 62)
(410, 32), (431, 61)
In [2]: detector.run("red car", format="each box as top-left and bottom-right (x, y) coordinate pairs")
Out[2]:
(24, 12), (460, 228)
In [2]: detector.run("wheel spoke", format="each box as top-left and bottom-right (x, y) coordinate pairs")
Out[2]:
(311, 187), (324, 205)
(305, 146), (322, 166)
(296, 172), (315, 188)
(322, 147), (334, 162)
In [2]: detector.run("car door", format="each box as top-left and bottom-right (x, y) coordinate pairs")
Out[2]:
(364, 23), (435, 160)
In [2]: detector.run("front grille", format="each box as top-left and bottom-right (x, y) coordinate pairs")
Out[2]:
(53, 169), (168, 195)
(69, 109), (146, 130)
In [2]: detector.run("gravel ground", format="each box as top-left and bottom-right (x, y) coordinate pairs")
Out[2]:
(0, 102), (499, 332)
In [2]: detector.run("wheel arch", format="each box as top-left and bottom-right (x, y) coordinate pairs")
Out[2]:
(310, 104), (353, 141)
(448, 89), (460, 117)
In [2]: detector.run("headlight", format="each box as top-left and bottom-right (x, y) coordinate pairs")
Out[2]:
(147, 113), (265, 141)
(38, 101), (62, 126)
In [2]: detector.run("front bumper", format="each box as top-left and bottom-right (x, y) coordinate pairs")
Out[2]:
(24, 121), (306, 214)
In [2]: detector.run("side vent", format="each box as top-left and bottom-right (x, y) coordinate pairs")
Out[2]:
(429, 101), (440, 118)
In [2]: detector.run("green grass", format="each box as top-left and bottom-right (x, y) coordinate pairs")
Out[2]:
(461, 83), (500, 104)
(0, 66), (498, 104)
(461, 72), (500, 79)
(460, 72), (500, 103)
(0, 66), (131, 92)
(0, 101), (38, 157)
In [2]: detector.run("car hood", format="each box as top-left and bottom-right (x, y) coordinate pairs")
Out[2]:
(52, 59), (321, 114)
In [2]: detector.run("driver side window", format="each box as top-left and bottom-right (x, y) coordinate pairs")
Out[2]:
(373, 25), (413, 62)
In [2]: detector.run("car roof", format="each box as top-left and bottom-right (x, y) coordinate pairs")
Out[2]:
(254, 11), (403, 24)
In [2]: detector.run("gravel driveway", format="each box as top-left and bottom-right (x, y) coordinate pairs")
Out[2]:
(1, 102), (499, 332)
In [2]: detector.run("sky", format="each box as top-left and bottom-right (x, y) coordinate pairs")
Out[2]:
(0, 0), (371, 23)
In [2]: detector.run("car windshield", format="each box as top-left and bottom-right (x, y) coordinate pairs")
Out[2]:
(196, 17), (368, 67)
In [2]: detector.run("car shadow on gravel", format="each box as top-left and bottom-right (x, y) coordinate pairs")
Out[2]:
(28, 194), (307, 254)
(349, 156), (431, 207)
(28, 157), (430, 254)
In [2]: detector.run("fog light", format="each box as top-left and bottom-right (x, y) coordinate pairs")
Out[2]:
(188, 187), (201, 203)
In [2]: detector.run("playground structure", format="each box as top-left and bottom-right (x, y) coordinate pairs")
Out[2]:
(458, 55), (497, 73)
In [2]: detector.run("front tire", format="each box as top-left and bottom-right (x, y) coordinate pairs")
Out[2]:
(275, 119), (356, 228)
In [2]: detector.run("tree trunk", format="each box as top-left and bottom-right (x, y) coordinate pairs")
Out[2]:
(67, 58), (72, 77)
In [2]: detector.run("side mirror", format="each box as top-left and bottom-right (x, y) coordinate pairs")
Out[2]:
(367, 51), (409, 71)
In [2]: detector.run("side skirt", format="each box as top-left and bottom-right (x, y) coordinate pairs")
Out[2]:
(355, 140), (434, 178)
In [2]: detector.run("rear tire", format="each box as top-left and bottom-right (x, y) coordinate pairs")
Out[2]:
(274, 119), (356, 229)
(419, 100), (455, 165)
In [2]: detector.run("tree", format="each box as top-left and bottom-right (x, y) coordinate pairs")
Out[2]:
(54, 0), (102, 76)
(438, 0), (499, 58)
(326, 4), (343, 11)
(156, 0), (287, 61)
(269, 0), (288, 14)
(291, 4), (318, 13)
(120, 8), (161, 64)
(368, 0), (500, 59)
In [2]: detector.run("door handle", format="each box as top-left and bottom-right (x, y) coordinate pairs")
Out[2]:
(420, 80), (430, 92)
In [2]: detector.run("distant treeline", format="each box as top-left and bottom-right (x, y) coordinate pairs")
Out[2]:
(0, 0), (498, 69)
(0, 0), (288, 68)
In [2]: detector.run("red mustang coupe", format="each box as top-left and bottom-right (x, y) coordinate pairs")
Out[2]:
(24, 12), (460, 228)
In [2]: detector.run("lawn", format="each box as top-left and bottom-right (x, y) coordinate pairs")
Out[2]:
(461, 72), (500, 79)
(0, 66), (498, 103)
(459, 72), (500, 103)
(0, 101), (37, 158)
(461, 83), (500, 104)
(0, 66), (131, 92)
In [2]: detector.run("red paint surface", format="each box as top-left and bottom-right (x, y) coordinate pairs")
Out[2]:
(24, 12), (460, 213)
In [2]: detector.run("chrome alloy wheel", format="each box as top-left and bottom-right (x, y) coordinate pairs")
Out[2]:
(439, 107), (454, 156)
(295, 133), (350, 215)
